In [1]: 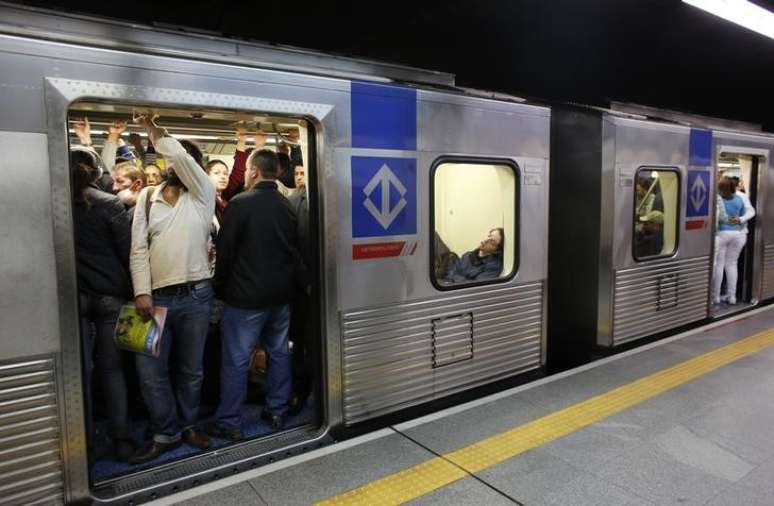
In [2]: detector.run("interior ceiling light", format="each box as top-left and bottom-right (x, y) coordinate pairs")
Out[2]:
(683, 0), (774, 40)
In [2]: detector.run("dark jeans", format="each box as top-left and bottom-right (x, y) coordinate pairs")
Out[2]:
(135, 281), (213, 443)
(79, 292), (130, 440)
(217, 304), (291, 430)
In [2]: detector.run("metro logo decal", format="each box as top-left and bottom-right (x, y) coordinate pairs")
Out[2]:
(363, 163), (408, 229)
(351, 156), (416, 238)
(688, 170), (709, 217)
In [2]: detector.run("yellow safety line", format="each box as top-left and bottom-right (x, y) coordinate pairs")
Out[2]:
(317, 328), (774, 505)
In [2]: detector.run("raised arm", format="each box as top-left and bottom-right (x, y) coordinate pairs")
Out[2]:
(288, 128), (304, 168)
(73, 117), (92, 147)
(135, 115), (215, 209)
(101, 120), (127, 173)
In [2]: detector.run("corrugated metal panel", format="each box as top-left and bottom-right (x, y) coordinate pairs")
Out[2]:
(762, 244), (774, 300)
(341, 282), (544, 424)
(0, 358), (64, 506)
(613, 256), (710, 345)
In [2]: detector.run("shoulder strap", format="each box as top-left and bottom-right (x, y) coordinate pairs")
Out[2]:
(143, 186), (158, 245)
(144, 186), (158, 226)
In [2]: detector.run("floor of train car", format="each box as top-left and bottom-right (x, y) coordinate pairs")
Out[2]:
(90, 383), (317, 482)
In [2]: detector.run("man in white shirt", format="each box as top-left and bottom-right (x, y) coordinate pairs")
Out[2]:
(129, 115), (216, 464)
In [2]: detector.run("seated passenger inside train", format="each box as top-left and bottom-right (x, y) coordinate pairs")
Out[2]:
(634, 175), (665, 257)
(441, 228), (504, 284)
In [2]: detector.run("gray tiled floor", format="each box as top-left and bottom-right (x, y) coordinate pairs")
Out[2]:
(159, 307), (774, 506)
(181, 482), (266, 506)
(248, 433), (436, 505)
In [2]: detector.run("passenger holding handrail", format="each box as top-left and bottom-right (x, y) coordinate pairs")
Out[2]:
(222, 126), (266, 202)
(129, 115), (216, 463)
(72, 116), (114, 193)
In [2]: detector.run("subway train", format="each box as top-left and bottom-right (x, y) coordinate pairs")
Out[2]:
(0, 4), (772, 505)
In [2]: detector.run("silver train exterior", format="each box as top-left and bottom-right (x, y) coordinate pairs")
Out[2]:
(549, 105), (774, 369)
(0, 5), (549, 504)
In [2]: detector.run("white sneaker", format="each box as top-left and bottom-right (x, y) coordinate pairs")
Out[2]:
(727, 297), (737, 305)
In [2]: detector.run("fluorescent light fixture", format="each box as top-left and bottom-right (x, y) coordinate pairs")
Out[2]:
(683, 0), (774, 40)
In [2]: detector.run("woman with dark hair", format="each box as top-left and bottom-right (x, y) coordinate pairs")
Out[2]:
(445, 228), (505, 283)
(71, 149), (136, 461)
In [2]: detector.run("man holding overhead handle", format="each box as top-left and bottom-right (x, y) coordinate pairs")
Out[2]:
(129, 114), (216, 464)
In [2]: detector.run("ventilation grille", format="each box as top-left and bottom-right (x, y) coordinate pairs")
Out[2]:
(0, 358), (64, 506)
(432, 313), (473, 368)
(613, 256), (710, 345)
(341, 281), (544, 424)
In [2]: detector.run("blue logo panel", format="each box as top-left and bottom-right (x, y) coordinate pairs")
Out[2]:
(351, 82), (417, 150)
(352, 156), (416, 238)
(689, 128), (713, 167)
(687, 170), (710, 218)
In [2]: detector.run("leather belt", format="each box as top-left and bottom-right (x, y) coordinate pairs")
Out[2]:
(152, 280), (210, 296)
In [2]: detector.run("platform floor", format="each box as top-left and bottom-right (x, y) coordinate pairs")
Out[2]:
(149, 306), (774, 506)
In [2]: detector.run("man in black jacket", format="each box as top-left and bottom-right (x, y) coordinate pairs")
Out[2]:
(209, 149), (303, 437)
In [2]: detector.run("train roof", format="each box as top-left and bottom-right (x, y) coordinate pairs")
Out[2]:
(0, 2), (460, 88)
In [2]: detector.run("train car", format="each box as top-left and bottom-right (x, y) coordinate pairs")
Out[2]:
(548, 104), (774, 369)
(0, 4), (550, 504)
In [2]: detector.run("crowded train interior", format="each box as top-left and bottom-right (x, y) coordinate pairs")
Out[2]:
(67, 101), (321, 483)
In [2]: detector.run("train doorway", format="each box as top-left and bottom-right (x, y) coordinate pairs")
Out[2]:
(711, 152), (762, 318)
(66, 101), (325, 495)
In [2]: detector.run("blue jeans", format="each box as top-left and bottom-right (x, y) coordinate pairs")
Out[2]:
(217, 304), (291, 430)
(135, 281), (213, 443)
(79, 292), (130, 440)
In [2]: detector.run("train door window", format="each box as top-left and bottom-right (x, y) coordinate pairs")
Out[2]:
(431, 158), (519, 288)
(67, 101), (320, 484)
(633, 167), (680, 260)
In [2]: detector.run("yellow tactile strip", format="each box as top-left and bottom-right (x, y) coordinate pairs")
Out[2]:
(317, 328), (774, 505)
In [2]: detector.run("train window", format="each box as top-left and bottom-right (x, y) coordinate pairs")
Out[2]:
(633, 167), (680, 260)
(431, 158), (518, 289)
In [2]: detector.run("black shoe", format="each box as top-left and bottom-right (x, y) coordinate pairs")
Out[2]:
(182, 427), (210, 450)
(113, 438), (138, 463)
(288, 392), (308, 417)
(128, 440), (181, 465)
(205, 421), (243, 441)
(260, 409), (285, 431)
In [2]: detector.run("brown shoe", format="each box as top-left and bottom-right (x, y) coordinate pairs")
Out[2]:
(182, 427), (210, 450)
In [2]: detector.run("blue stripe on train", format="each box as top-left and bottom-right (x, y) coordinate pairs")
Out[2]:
(351, 82), (417, 150)
(689, 128), (712, 167)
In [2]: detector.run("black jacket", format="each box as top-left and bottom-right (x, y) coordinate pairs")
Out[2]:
(73, 185), (132, 298)
(215, 180), (303, 309)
